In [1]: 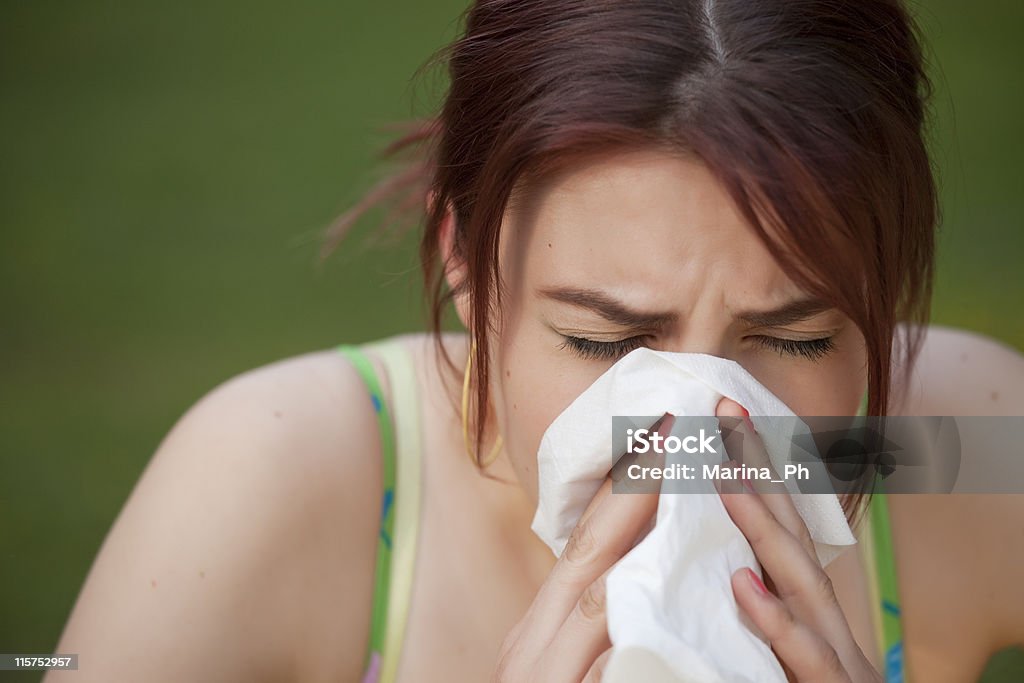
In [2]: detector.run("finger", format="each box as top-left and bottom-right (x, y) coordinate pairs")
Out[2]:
(552, 413), (673, 585)
(720, 485), (856, 651)
(585, 411), (674, 525)
(716, 398), (817, 561)
(581, 648), (613, 683)
(542, 565), (615, 681)
(732, 567), (852, 683)
(515, 414), (674, 654)
(715, 398), (788, 495)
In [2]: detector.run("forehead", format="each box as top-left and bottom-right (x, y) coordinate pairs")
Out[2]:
(500, 147), (801, 305)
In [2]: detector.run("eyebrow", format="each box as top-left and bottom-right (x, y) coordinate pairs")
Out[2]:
(538, 286), (834, 329)
(736, 297), (834, 327)
(538, 287), (676, 329)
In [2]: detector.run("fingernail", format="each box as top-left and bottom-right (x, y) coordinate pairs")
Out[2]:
(746, 567), (769, 596)
(741, 475), (756, 493)
(742, 413), (757, 435)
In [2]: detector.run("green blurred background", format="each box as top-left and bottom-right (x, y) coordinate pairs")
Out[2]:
(1, 1), (1021, 680)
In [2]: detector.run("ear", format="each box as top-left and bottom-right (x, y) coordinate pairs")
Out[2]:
(434, 191), (471, 329)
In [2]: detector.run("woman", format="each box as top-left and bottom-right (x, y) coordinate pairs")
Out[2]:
(48, 1), (1024, 681)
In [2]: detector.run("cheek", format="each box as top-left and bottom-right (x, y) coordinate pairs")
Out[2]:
(746, 329), (868, 417)
(493, 327), (603, 502)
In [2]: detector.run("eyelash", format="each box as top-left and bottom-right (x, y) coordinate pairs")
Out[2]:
(755, 335), (837, 361)
(557, 334), (837, 362)
(557, 335), (648, 360)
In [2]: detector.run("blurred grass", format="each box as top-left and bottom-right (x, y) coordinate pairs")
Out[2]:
(0, 1), (1020, 681)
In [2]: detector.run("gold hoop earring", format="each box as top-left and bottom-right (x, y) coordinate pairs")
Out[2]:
(462, 338), (504, 467)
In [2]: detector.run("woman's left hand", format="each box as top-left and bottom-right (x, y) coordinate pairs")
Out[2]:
(715, 398), (883, 683)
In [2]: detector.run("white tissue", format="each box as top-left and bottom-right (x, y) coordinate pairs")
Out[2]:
(531, 347), (857, 682)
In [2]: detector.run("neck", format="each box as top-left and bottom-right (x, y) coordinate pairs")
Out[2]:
(439, 332), (557, 583)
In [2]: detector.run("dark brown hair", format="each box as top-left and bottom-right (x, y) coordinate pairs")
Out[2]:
(323, 0), (938, 525)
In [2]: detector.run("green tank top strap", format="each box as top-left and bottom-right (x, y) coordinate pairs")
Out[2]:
(855, 389), (906, 682)
(337, 338), (423, 683)
(336, 343), (396, 681)
(868, 491), (904, 681)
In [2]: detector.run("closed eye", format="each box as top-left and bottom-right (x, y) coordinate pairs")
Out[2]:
(751, 335), (836, 361)
(558, 334), (837, 362)
(557, 335), (647, 361)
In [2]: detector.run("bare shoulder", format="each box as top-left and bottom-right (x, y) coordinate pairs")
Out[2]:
(888, 324), (1024, 663)
(893, 323), (1024, 416)
(48, 342), (393, 683)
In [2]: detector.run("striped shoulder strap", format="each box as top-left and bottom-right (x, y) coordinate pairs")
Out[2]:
(336, 343), (395, 682)
(867, 491), (905, 682)
(352, 338), (425, 683)
(854, 389), (906, 682)
(365, 337), (424, 683)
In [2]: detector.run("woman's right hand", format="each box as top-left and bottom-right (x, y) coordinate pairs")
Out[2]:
(492, 414), (675, 683)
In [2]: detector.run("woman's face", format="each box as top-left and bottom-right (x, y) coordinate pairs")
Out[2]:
(477, 147), (867, 503)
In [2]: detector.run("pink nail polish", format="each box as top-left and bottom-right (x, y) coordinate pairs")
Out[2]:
(747, 567), (769, 596)
(742, 413), (757, 435)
